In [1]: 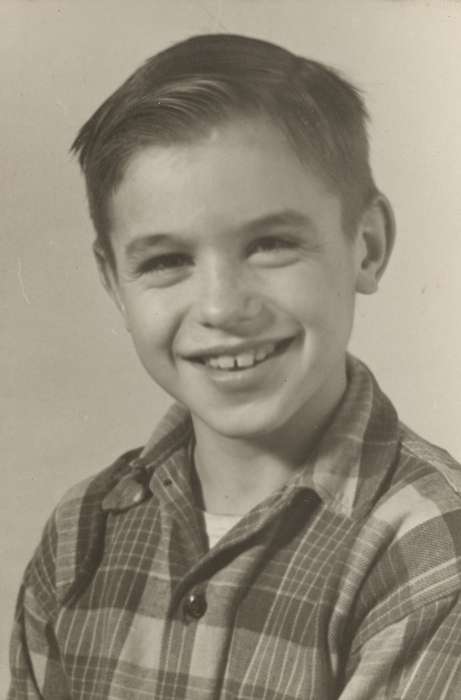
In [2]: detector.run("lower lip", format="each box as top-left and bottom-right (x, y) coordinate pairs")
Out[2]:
(188, 338), (296, 391)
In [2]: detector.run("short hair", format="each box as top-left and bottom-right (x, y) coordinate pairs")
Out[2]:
(71, 33), (378, 265)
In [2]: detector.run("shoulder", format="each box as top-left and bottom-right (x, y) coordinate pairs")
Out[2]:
(24, 403), (192, 612)
(355, 423), (461, 616)
(25, 447), (142, 612)
(372, 422), (461, 535)
(53, 446), (142, 521)
(52, 446), (142, 536)
(348, 425), (461, 645)
(399, 422), (461, 497)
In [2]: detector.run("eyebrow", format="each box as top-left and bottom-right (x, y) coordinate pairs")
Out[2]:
(125, 233), (183, 261)
(239, 209), (317, 237)
(124, 208), (316, 260)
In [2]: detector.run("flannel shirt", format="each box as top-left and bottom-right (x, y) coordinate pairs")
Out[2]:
(8, 356), (461, 699)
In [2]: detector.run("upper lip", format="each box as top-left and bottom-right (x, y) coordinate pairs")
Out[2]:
(181, 336), (294, 361)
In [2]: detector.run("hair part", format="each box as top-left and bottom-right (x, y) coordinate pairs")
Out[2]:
(71, 34), (378, 266)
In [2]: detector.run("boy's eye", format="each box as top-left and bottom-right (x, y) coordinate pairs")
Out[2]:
(132, 253), (194, 286)
(248, 236), (298, 263)
(137, 253), (192, 276)
(251, 237), (293, 252)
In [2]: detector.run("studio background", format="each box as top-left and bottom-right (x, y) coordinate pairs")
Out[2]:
(2, 0), (461, 691)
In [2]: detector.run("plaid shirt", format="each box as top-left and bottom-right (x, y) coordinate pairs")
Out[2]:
(8, 357), (461, 699)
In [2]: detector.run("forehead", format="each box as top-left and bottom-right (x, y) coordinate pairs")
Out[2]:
(108, 118), (342, 245)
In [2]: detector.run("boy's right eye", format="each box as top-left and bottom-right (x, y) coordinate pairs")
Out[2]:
(137, 253), (192, 275)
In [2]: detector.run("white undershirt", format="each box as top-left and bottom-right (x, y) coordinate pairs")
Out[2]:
(203, 511), (242, 548)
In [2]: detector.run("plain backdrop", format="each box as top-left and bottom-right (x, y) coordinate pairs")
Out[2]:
(2, 0), (461, 691)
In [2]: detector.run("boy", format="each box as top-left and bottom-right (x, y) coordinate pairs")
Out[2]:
(8, 33), (461, 699)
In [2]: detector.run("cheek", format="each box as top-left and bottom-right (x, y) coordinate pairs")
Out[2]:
(272, 267), (340, 319)
(279, 265), (355, 341)
(123, 294), (179, 357)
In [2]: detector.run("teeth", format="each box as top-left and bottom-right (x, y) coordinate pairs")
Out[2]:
(205, 342), (277, 370)
(208, 355), (235, 369)
(236, 352), (255, 368)
(256, 343), (275, 361)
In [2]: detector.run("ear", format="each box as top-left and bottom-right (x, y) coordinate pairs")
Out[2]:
(354, 193), (396, 295)
(93, 241), (129, 328)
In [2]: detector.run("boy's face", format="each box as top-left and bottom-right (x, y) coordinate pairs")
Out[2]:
(105, 119), (367, 439)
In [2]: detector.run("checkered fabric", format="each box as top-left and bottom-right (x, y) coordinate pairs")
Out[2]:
(8, 357), (461, 699)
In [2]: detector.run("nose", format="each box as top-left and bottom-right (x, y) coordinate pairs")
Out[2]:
(194, 257), (265, 331)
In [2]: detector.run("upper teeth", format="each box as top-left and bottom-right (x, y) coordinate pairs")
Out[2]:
(206, 343), (276, 370)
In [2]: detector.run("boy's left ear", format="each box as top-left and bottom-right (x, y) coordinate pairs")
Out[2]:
(354, 193), (396, 295)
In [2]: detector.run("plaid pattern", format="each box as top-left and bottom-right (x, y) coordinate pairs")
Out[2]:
(8, 356), (461, 699)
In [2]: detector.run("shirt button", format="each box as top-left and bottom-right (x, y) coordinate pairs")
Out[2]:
(184, 592), (207, 620)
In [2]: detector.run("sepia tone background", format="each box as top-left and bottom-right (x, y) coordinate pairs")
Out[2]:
(2, 0), (461, 690)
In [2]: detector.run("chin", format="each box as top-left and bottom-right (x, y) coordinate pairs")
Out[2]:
(192, 400), (295, 440)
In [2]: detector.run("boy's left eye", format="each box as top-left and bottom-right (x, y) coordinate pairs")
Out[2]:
(248, 236), (298, 262)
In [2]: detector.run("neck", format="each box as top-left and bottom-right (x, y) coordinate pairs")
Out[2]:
(191, 361), (347, 516)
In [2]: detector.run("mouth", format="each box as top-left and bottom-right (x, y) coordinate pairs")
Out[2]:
(187, 337), (294, 372)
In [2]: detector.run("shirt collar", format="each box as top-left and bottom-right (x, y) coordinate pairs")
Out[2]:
(139, 355), (400, 519)
(290, 355), (400, 517)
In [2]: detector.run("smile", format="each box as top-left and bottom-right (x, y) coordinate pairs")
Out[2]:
(190, 338), (293, 372)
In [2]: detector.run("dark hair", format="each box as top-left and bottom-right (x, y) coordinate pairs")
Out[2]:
(71, 33), (378, 265)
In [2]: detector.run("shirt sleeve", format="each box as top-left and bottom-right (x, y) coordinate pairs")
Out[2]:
(7, 517), (71, 700)
(339, 592), (461, 699)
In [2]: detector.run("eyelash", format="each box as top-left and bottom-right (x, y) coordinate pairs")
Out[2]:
(137, 253), (192, 275)
(248, 236), (296, 254)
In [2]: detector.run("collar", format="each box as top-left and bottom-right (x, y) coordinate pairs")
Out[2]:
(103, 355), (400, 519)
(288, 355), (400, 517)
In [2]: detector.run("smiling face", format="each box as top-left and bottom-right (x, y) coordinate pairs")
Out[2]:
(104, 119), (369, 440)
